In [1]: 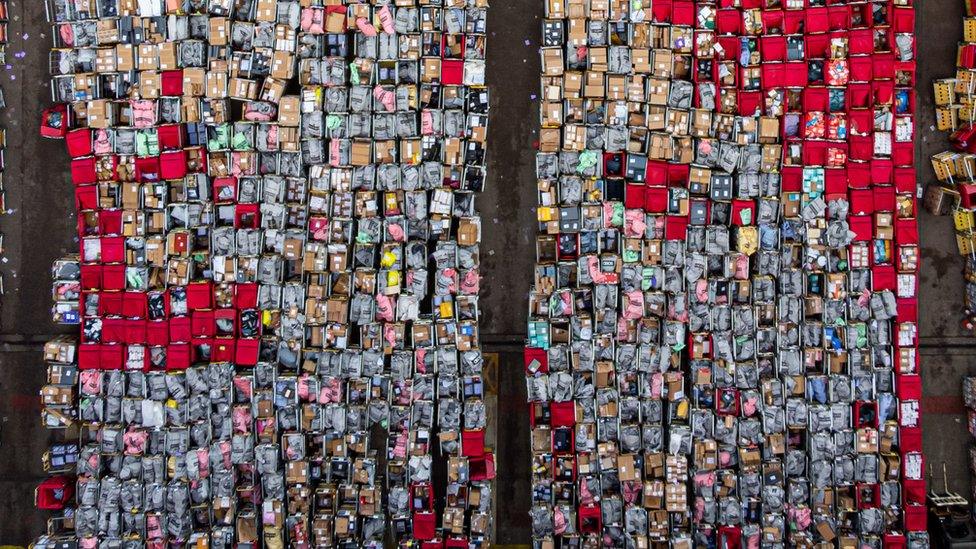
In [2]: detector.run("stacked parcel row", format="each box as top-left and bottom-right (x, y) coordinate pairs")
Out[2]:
(525, 0), (927, 547)
(37, 0), (494, 547)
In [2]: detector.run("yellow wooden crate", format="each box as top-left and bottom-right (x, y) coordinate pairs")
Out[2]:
(936, 107), (958, 131)
(955, 209), (975, 231)
(957, 153), (976, 181)
(956, 69), (976, 95)
(966, 18), (976, 42)
(961, 101), (976, 123)
(959, 232), (976, 255)
(932, 151), (957, 181)
(934, 79), (955, 106)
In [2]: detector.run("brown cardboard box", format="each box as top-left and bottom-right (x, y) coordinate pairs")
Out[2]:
(880, 422), (899, 453)
(286, 461), (309, 484)
(563, 125), (585, 151)
(856, 427), (879, 453)
(567, 17), (586, 44)
(326, 10), (346, 33)
(283, 238), (303, 260)
(400, 138), (421, 162)
(122, 211), (145, 236)
(593, 361), (614, 388)
(230, 78), (258, 100)
(121, 183), (141, 209)
(881, 452), (901, 479)
(643, 480), (664, 508)
(41, 385), (75, 405)
(167, 231), (191, 257)
(271, 51), (295, 80)
(649, 133), (672, 160)
(140, 71), (161, 99)
(646, 106), (666, 130)
(666, 108), (690, 136)
(260, 77), (286, 103)
(589, 47), (608, 72)
(140, 16), (167, 43)
(256, 0), (277, 20)
(761, 145), (782, 172)
(158, 43), (178, 70)
(422, 58), (442, 83)
(327, 298), (349, 323)
(642, 453), (664, 480)
(44, 337), (77, 364)
(782, 191), (801, 217)
(116, 44), (135, 71)
(690, 109), (712, 136)
(739, 446), (761, 467)
(95, 19), (119, 45)
(146, 237), (165, 266)
(182, 68), (206, 97)
(627, 76), (647, 104)
(532, 426), (552, 453)
(618, 453), (637, 481)
(95, 48), (117, 73)
(664, 483), (687, 512)
(583, 71), (605, 97)
(874, 212), (893, 240)
(542, 48), (564, 76)
(209, 17), (230, 45)
(674, 135), (695, 163)
(116, 0), (138, 13)
(279, 96), (300, 126)
(607, 74), (627, 100)
(280, 127), (300, 152)
(236, 512), (259, 543)
(694, 439), (717, 470)
(546, 0), (566, 17)
(207, 72), (229, 98)
(759, 116), (780, 142)
(633, 48), (652, 73)
(458, 217), (481, 246)
(86, 100), (115, 129)
(443, 138), (463, 165)
(648, 78), (669, 105)
(815, 520), (836, 542)
(183, 98), (201, 122)
(653, 49), (673, 78)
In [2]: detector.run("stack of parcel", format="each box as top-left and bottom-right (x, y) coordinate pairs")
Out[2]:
(36, 335), (82, 535)
(524, 0), (927, 547)
(37, 0), (494, 547)
(928, 8), (976, 331)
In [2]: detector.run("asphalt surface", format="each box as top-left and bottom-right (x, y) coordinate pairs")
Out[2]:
(0, 0), (972, 544)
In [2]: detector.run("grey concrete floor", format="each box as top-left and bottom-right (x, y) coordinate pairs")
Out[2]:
(0, 0), (77, 544)
(0, 0), (974, 545)
(915, 0), (976, 505)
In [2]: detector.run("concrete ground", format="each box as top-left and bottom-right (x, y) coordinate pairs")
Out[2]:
(0, 0), (972, 545)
